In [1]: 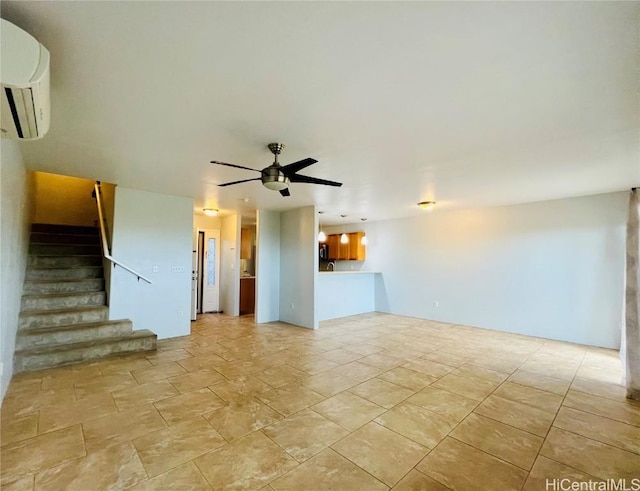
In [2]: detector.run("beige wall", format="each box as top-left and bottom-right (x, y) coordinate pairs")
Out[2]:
(194, 214), (221, 230)
(33, 172), (97, 226)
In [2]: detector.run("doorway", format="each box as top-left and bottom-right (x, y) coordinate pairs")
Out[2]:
(192, 228), (221, 316)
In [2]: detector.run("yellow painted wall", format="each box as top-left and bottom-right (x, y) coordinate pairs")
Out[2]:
(33, 172), (98, 226)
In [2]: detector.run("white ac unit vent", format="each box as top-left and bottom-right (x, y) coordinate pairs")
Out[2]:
(1, 19), (50, 140)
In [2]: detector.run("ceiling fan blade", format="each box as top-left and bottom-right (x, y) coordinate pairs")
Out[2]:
(279, 188), (291, 197)
(211, 161), (261, 173)
(218, 178), (262, 187)
(289, 174), (343, 187)
(281, 158), (318, 175)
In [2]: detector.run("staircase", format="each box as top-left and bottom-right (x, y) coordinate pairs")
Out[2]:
(14, 223), (157, 372)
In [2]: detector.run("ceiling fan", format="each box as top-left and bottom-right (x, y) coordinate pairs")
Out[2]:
(211, 143), (342, 197)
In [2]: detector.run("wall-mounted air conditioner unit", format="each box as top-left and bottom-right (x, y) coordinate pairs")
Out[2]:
(1, 18), (50, 140)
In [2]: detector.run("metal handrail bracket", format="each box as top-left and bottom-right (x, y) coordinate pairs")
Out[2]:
(94, 183), (152, 284)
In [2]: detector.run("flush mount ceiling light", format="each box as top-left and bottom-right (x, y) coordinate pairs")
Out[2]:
(318, 211), (327, 242)
(417, 201), (436, 211)
(340, 214), (349, 244)
(203, 208), (218, 217)
(360, 218), (368, 246)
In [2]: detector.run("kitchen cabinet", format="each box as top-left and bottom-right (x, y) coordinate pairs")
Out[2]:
(327, 232), (366, 261)
(241, 228), (253, 259)
(239, 277), (255, 315)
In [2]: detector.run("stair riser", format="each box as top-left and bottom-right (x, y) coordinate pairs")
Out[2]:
(20, 308), (108, 329)
(26, 267), (103, 281)
(14, 335), (157, 372)
(16, 322), (133, 350)
(23, 279), (105, 294)
(29, 244), (102, 255)
(21, 292), (106, 312)
(28, 255), (102, 268)
(31, 233), (101, 245)
(31, 224), (99, 235)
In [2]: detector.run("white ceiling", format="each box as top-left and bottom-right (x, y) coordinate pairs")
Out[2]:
(3, 1), (639, 225)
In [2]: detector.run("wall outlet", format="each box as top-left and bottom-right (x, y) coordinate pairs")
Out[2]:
(433, 300), (439, 308)
(177, 310), (184, 318)
(152, 265), (159, 273)
(291, 302), (295, 310)
(0, 362), (3, 377)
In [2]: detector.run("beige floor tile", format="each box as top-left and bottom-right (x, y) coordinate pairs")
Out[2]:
(73, 372), (138, 400)
(145, 348), (193, 366)
(570, 377), (630, 402)
(126, 461), (212, 490)
(112, 379), (178, 411)
(326, 361), (383, 382)
(194, 431), (298, 490)
(0, 413), (38, 447)
(322, 348), (366, 365)
(350, 378), (414, 409)
(408, 386), (478, 422)
(471, 354), (524, 373)
(301, 371), (358, 397)
(422, 351), (470, 368)
(167, 368), (226, 393)
(257, 384), (325, 416)
(379, 367), (437, 391)
(553, 406), (640, 454)
(270, 448), (388, 491)
(375, 401), (457, 449)
(254, 365), (308, 388)
(358, 353), (405, 370)
(38, 392), (118, 434)
(1, 475), (34, 491)
(450, 413), (543, 470)
(177, 353), (229, 372)
(34, 441), (147, 491)
(286, 356), (340, 375)
(522, 456), (601, 491)
(1, 425), (85, 485)
(417, 437), (527, 491)
(132, 362), (187, 384)
(392, 469), (450, 491)
(493, 382), (562, 413)
(402, 359), (454, 378)
(518, 359), (577, 381)
(153, 388), (226, 425)
(452, 364), (510, 384)
(98, 355), (153, 375)
(431, 373), (498, 401)
(474, 394), (555, 437)
(40, 365), (102, 390)
(332, 422), (428, 487)
(133, 416), (226, 477)
(311, 391), (386, 431)
(82, 403), (167, 452)
(563, 389), (640, 427)
(507, 369), (570, 396)
(203, 399), (283, 441)
(540, 427), (640, 480)
(2, 387), (75, 419)
(263, 408), (348, 462)
(344, 343), (383, 357)
(209, 375), (273, 402)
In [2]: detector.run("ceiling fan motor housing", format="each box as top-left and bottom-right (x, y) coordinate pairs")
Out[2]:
(262, 166), (289, 190)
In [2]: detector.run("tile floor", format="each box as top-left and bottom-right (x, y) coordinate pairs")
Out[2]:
(1, 313), (639, 490)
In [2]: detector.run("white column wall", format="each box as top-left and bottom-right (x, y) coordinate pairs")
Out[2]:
(108, 187), (193, 339)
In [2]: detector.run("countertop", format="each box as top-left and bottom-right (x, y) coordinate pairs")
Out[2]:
(240, 276), (255, 279)
(318, 271), (380, 275)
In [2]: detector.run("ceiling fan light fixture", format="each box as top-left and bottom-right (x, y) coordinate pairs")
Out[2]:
(418, 201), (436, 211)
(262, 180), (289, 191)
(318, 230), (327, 242)
(361, 234), (368, 246)
(203, 208), (218, 217)
(340, 233), (349, 244)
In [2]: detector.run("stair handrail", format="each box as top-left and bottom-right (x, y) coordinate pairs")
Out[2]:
(94, 182), (152, 284)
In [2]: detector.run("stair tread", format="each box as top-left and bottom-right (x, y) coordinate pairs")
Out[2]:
(20, 305), (109, 316)
(29, 254), (102, 257)
(24, 278), (103, 284)
(22, 291), (105, 299)
(18, 319), (132, 335)
(15, 330), (156, 355)
(26, 266), (103, 271)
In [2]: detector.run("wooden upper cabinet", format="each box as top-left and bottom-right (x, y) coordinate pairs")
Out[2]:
(240, 228), (252, 259)
(326, 232), (366, 261)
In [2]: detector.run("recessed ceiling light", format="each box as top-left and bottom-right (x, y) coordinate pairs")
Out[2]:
(203, 208), (218, 217)
(417, 201), (436, 211)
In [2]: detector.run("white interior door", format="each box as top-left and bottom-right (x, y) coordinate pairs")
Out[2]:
(190, 227), (198, 321)
(202, 229), (221, 313)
